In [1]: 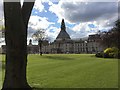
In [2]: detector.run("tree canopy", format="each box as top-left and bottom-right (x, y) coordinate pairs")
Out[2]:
(99, 19), (120, 58)
(100, 20), (120, 47)
(32, 28), (48, 55)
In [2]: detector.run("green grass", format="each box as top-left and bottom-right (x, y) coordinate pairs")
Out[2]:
(0, 55), (4, 89)
(0, 54), (118, 88)
(27, 54), (118, 88)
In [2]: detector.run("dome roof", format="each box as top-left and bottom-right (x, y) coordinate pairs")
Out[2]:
(56, 30), (71, 40)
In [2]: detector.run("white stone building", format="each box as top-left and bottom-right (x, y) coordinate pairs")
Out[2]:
(1, 19), (105, 54)
(40, 19), (104, 54)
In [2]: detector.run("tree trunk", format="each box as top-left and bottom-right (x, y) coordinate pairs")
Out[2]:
(2, 1), (34, 89)
(38, 40), (42, 56)
(39, 43), (42, 56)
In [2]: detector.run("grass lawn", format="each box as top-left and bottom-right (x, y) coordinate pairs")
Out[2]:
(0, 54), (118, 88)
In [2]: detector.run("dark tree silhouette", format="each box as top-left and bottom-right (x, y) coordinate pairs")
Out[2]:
(100, 20), (120, 58)
(100, 31), (112, 48)
(2, 1), (35, 89)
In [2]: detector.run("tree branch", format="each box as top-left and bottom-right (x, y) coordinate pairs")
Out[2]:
(22, 1), (35, 27)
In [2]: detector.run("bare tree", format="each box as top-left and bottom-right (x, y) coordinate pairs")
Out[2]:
(2, 0), (35, 89)
(32, 28), (48, 56)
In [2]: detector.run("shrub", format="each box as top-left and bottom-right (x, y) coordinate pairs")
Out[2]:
(109, 53), (114, 58)
(103, 47), (119, 58)
(95, 52), (103, 58)
(104, 48), (113, 54)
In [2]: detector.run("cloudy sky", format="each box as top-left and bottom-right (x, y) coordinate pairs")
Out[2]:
(0, 0), (119, 45)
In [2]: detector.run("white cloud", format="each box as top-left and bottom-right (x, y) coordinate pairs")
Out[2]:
(0, 0), (118, 43)
(49, 1), (65, 23)
(28, 15), (55, 30)
(49, 1), (118, 26)
(71, 22), (97, 37)
(33, 0), (45, 12)
(48, 1), (118, 39)
(46, 26), (60, 41)
(69, 20), (115, 39)
(28, 15), (59, 42)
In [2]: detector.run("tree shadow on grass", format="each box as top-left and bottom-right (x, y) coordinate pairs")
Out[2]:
(44, 55), (74, 60)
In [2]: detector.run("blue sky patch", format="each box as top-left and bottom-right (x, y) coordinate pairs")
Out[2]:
(88, 24), (95, 28)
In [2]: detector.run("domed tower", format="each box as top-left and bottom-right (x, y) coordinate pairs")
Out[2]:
(56, 19), (71, 41)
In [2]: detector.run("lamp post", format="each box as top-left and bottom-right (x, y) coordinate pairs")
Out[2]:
(85, 41), (88, 53)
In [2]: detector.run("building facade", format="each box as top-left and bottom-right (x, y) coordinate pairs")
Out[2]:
(39, 19), (104, 54)
(1, 19), (105, 54)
